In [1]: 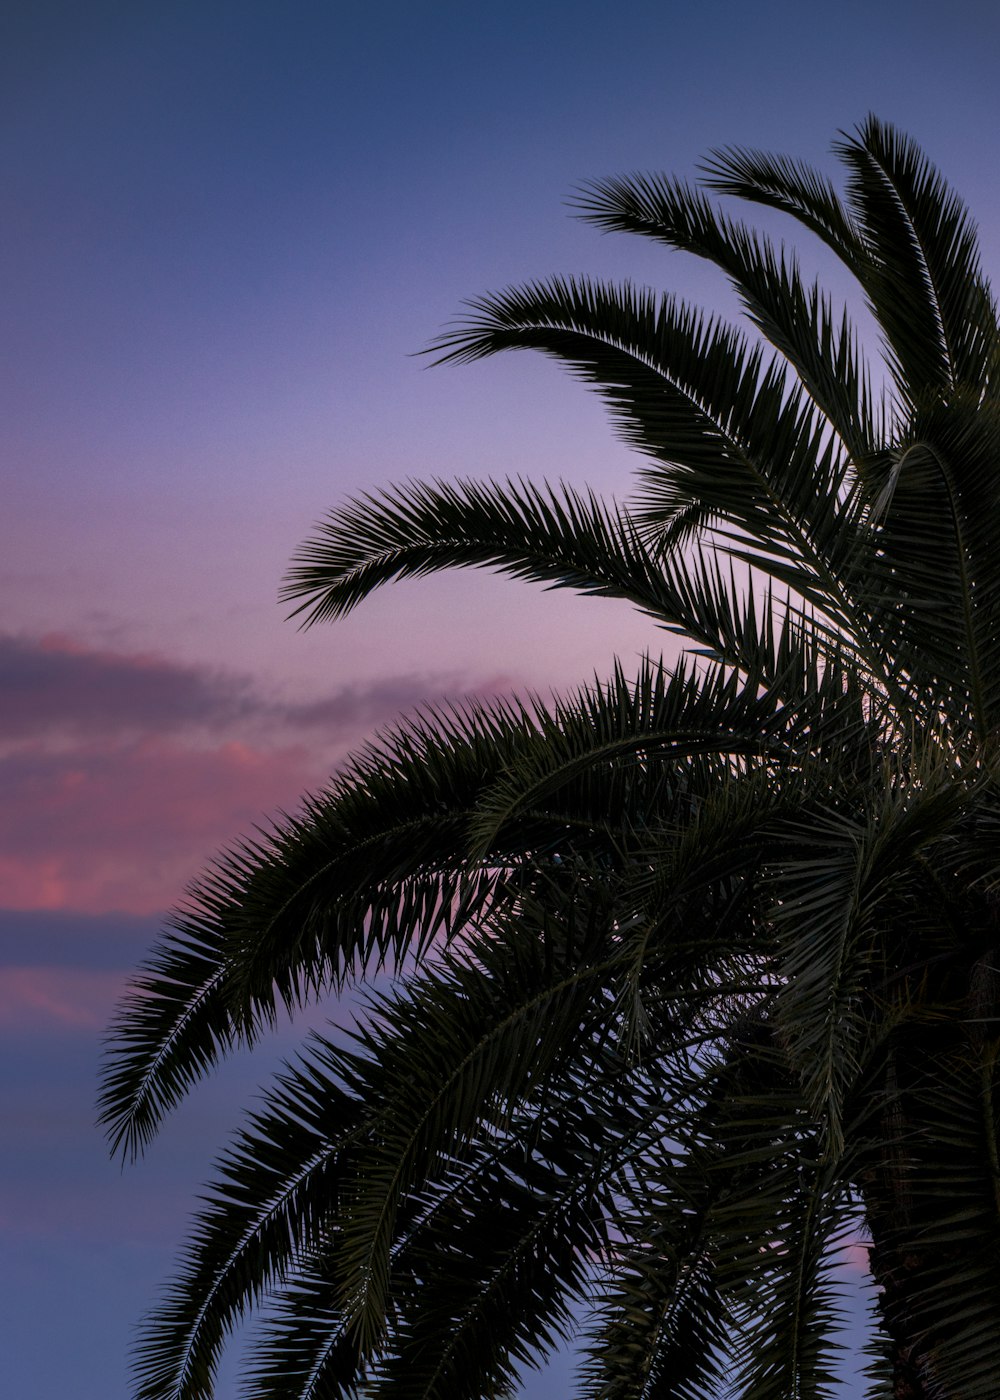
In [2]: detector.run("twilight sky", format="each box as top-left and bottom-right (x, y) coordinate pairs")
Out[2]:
(4, 2), (1000, 1394)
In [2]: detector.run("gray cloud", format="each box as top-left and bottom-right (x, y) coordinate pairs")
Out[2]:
(0, 633), (253, 738)
(0, 632), (495, 742)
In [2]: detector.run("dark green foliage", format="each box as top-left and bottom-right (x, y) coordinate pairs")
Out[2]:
(104, 119), (1000, 1398)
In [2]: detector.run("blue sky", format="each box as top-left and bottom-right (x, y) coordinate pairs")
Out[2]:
(4, 1), (1000, 1393)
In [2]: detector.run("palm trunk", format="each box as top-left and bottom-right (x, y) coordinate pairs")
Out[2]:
(860, 1047), (936, 1400)
(865, 1218), (934, 1400)
(859, 951), (1000, 1400)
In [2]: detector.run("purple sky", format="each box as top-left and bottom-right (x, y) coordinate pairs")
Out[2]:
(4, 2), (999, 1393)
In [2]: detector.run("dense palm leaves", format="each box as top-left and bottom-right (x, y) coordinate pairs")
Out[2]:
(103, 118), (1000, 1398)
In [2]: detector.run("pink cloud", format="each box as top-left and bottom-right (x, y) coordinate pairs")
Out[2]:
(0, 736), (323, 914)
(0, 629), (515, 916)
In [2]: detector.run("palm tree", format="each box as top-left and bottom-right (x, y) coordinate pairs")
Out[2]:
(102, 117), (1000, 1399)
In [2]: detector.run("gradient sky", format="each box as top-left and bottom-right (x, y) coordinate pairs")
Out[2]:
(4, 2), (1000, 1394)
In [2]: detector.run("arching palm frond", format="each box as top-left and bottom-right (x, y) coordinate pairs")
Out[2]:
(835, 116), (998, 404)
(572, 171), (880, 460)
(430, 278), (857, 597)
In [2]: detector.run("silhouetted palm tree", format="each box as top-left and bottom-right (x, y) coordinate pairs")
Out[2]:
(103, 118), (1000, 1399)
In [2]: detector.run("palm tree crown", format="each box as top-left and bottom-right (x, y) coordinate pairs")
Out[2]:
(103, 118), (1000, 1400)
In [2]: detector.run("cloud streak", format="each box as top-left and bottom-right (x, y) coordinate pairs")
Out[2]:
(0, 631), (485, 741)
(1, 632), (254, 738)
(0, 966), (125, 1031)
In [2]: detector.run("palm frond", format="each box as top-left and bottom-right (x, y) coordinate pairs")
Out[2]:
(836, 116), (999, 405)
(282, 475), (791, 678)
(700, 144), (865, 273)
(431, 278), (855, 598)
(99, 699), (534, 1157)
(573, 172), (878, 460)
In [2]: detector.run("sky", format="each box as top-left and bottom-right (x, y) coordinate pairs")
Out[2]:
(3, 1), (1000, 1394)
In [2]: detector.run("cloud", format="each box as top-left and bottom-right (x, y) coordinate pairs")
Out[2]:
(0, 630), (485, 742)
(838, 1240), (872, 1276)
(0, 631), (515, 915)
(0, 736), (320, 914)
(287, 676), (486, 731)
(0, 914), (162, 1045)
(0, 632), (254, 739)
